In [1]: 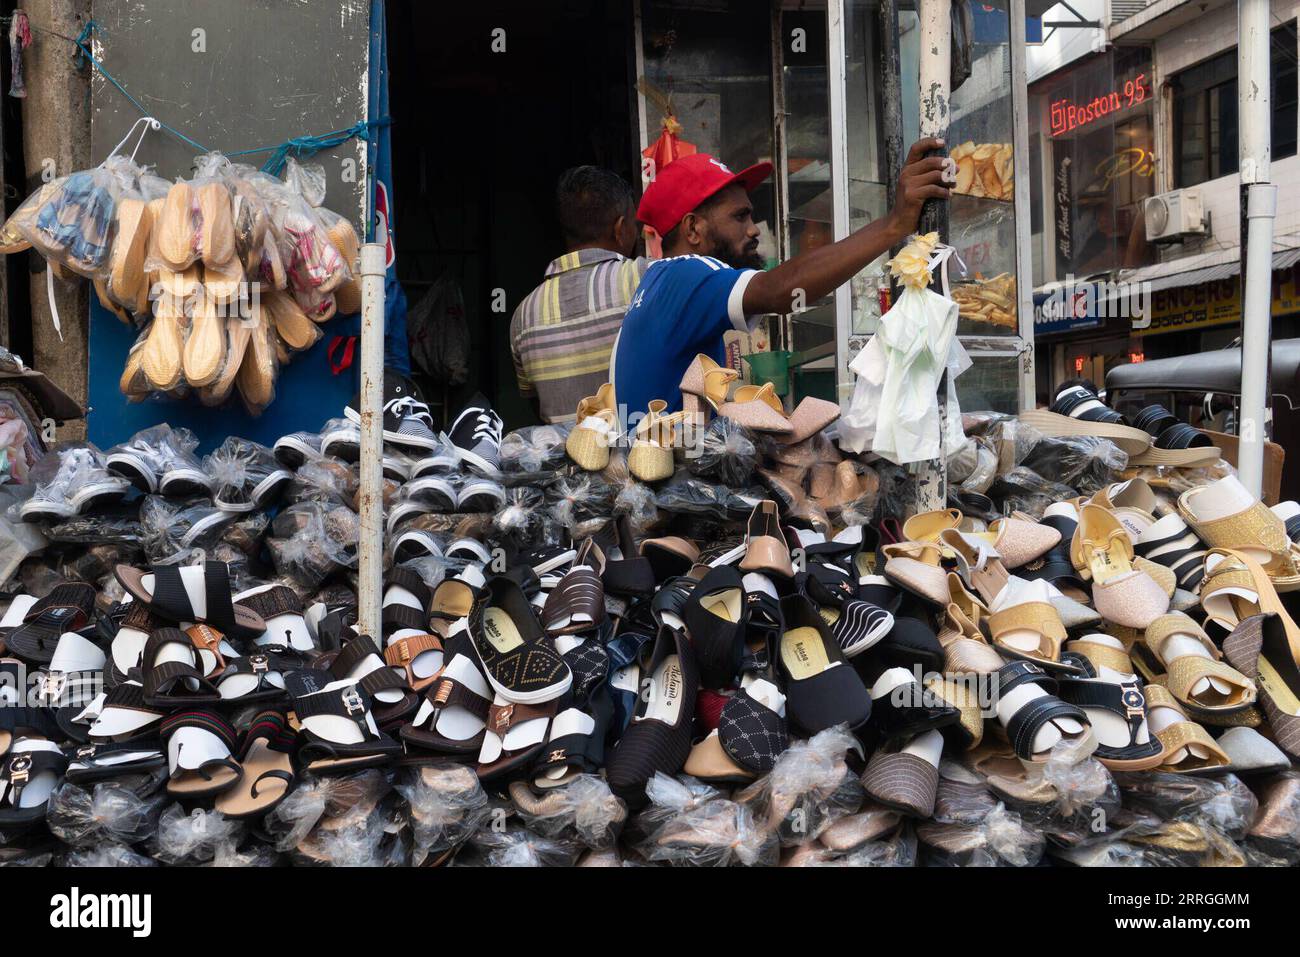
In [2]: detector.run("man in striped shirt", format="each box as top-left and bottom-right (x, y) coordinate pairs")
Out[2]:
(510, 167), (649, 423)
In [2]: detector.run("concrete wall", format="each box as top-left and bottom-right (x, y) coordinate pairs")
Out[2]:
(1150, 0), (1300, 262)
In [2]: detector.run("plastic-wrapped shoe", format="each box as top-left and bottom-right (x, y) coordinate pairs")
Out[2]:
(273, 429), (323, 469)
(320, 417), (361, 462)
(207, 437), (293, 513)
(106, 424), (200, 494)
(158, 442), (214, 497)
(20, 445), (130, 521)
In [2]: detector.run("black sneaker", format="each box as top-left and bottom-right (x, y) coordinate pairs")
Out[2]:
(346, 371), (438, 451)
(320, 417), (361, 462)
(445, 393), (503, 475)
(274, 430), (323, 469)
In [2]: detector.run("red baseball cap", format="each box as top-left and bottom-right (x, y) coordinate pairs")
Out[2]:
(637, 153), (774, 236)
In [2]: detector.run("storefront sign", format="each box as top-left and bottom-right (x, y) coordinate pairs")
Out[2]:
(1049, 73), (1150, 137)
(1135, 269), (1300, 336)
(1033, 287), (1103, 334)
(1053, 153), (1073, 277)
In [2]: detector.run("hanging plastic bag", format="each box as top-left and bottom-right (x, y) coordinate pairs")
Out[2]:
(842, 233), (969, 463)
(407, 272), (471, 384)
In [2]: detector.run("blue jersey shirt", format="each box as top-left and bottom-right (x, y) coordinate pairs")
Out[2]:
(611, 255), (758, 416)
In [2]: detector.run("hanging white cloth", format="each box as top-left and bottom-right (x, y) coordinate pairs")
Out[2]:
(839, 237), (970, 464)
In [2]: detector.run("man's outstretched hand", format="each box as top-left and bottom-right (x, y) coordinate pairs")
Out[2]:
(887, 137), (955, 242)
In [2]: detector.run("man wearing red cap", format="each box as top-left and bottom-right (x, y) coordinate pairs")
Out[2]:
(611, 138), (954, 416)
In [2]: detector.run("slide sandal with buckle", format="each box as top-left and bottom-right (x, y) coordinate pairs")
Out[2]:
(66, 738), (166, 785)
(215, 710), (298, 818)
(0, 738), (68, 829)
(115, 561), (266, 641)
(288, 671), (403, 774)
(400, 642), (493, 755)
(160, 709), (243, 798)
(476, 696), (559, 783)
(994, 661), (1092, 762)
(1056, 635), (1164, 771)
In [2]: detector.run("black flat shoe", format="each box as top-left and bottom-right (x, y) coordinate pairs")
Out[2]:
(605, 625), (699, 810)
(776, 594), (871, 735)
(682, 565), (749, 688)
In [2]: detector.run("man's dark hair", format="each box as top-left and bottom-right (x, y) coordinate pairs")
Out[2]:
(555, 166), (635, 247)
(659, 189), (727, 252)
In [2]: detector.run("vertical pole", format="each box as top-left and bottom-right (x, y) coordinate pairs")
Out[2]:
(879, 0), (904, 227)
(1008, 0), (1035, 410)
(827, 0), (854, 404)
(771, 0), (792, 354)
(357, 226), (388, 640)
(1237, 0), (1274, 498)
(912, 0), (951, 514)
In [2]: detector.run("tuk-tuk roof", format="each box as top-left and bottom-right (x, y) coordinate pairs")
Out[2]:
(1106, 338), (1300, 402)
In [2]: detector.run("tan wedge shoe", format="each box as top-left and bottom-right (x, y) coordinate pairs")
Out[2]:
(679, 353), (739, 416)
(738, 500), (794, 578)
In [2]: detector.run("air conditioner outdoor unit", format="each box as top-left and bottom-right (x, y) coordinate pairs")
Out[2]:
(1144, 189), (1207, 243)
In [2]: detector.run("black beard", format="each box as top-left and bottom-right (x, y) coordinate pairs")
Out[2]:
(716, 245), (764, 270)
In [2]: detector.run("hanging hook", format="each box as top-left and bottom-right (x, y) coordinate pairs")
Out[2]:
(101, 116), (161, 166)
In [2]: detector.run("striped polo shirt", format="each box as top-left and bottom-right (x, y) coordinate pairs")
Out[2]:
(510, 248), (649, 423)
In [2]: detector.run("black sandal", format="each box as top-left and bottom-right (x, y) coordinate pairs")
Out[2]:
(5, 583), (97, 665)
(996, 661), (1092, 762)
(287, 670), (403, 775)
(142, 628), (222, 708)
(114, 561), (265, 641)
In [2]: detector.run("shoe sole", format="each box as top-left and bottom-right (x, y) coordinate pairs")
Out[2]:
(393, 530), (443, 562)
(1018, 410), (1152, 456)
(530, 549), (577, 576)
(455, 446), (499, 477)
(105, 452), (158, 494)
(321, 429), (361, 463)
(446, 539), (493, 565)
(344, 406), (438, 451)
(274, 437), (317, 468)
(160, 467), (214, 496)
(457, 483), (506, 512)
(68, 481), (130, 513)
(482, 666), (571, 706)
(19, 500), (75, 521)
(180, 510), (232, 548)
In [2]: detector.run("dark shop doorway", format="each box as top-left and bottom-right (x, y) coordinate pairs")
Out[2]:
(387, 0), (640, 431)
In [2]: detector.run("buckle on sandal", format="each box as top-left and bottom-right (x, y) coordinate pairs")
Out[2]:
(342, 688), (365, 716)
(492, 704), (514, 731)
(433, 680), (452, 705)
(8, 753), (31, 784)
(248, 654), (270, 674)
(76, 745), (97, 760)
(393, 640), (412, 664)
(1120, 684), (1145, 719)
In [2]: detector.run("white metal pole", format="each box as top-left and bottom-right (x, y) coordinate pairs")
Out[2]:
(911, 0), (951, 514)
(357, 227), (388, 639)
(828, 0), (854, 405)
(1238, 0), (1274, 498)
(1008, 0), (1036, 410)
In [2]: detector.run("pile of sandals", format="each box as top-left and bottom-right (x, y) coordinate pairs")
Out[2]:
(2, 388), (1300, 866)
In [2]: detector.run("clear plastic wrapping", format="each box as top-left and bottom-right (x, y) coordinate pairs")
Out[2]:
(290, 456), (358, 507)
(500, 424), (571, 474)
(917, 803), (1045, 866)
(46, 781), (168, 848)
(151, 803), (246, 865)
(685, 416), (759, 487)
(638, 798), (778, 867)
(989, 467), (1087, 520)
(508, 776), (628, 849)
(1115, 770), (1259, 841)
(547, 475), (616, 537)
(268, 501), (359, 591)
(396, 763), (491, 865)
(263, 770), (392, 853)
(63, 843), (158, 868)
(1017, 429), (1127, 493)
(493, 484), (548, 539)
(470, 823), (585, 867)
(139, 495), (236, 563)
(16, 164), (125, 279)
(734, 727), (864, 845)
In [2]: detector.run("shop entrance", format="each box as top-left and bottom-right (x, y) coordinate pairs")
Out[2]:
(386, 1), (638, 431)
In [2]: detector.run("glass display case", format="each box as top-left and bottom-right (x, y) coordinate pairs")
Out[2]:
(636, 0), (1034, 414)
